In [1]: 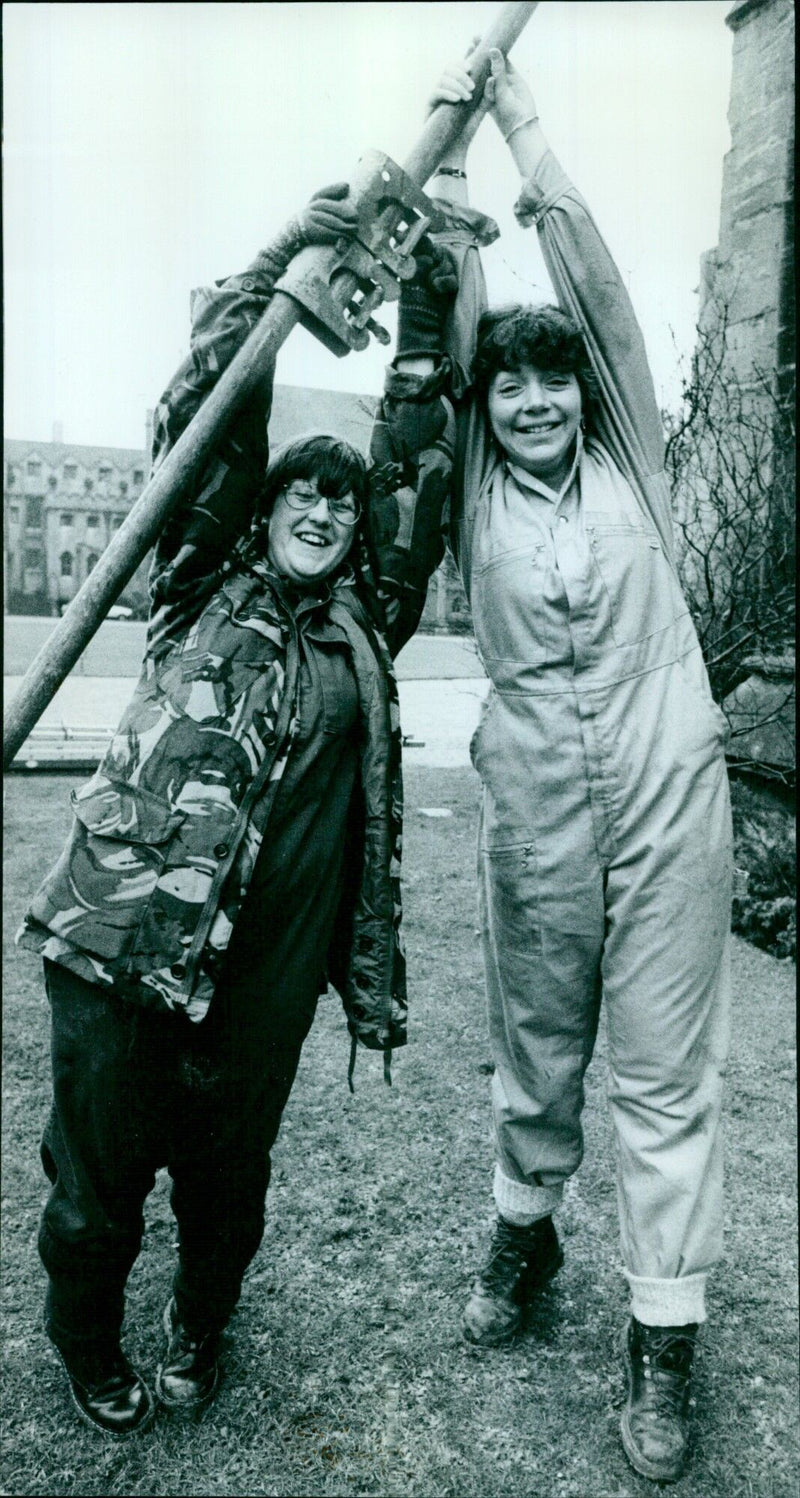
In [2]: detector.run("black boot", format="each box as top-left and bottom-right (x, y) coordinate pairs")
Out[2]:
(155, 1299), (222, 1416)
(51, 1337), (154, 1437)
(620, 1317), (698, 1482)
(462, 1215), (563, 1347)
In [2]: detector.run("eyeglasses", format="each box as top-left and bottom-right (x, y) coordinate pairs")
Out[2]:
(281, 485), (361, 525)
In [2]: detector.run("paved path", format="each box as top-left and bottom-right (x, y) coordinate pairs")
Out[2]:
(5, 674), (490, 770)
(4, 618), (486, 681)
(5, 625), (489, 770)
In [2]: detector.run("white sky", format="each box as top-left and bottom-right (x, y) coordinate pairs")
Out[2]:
(3, 1), (733, 450)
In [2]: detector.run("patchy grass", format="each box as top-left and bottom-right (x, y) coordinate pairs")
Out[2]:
(2, 770), (797, 1498)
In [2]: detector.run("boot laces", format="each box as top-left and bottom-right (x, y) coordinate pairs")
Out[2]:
(167, 1302), (218, 1360)
(638, 1330), (695, 1415)
(481, 1219), (540, 1294)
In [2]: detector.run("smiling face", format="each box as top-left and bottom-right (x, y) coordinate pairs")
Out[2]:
(487, 363), (582, 489)
(266, 480), (357, 586)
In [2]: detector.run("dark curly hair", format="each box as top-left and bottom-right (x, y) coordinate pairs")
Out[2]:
(473, 304), (599, 419)
(256, 432), (368, 525)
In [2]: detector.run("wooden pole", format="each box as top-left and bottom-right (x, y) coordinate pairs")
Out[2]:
(3, 0), (538, 768)
(403, 1), (539, 183)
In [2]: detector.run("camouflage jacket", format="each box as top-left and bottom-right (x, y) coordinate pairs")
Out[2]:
(18, 233), (459, 1054)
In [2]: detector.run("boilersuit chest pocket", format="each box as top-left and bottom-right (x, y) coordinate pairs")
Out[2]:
(585, 520), (686, 647)
(472, 545), (553, 666)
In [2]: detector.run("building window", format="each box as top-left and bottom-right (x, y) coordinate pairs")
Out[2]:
(64, 464), (77, 480)
(60, 551), (73, 578)
(112, 513), (126, 528)
(86, 513), (100, 528)
(60, 511), (74, 527)
(99, 465), (112, 479)
(26, 460), (41, 477)
(6, 464), (15, 486)
(25, 496), (44, 527)
(133, 470), (144, 485)
(9, 504), (20, 522)
(119, 480), (128, 495)
(86, 553), (99, 574)
(24, 548), (42, 569)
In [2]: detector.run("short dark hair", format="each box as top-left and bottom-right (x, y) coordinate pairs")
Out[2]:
(473, 304), (599, 415)
(257, 432), (368, 524)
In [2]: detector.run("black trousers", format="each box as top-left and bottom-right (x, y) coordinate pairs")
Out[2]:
(39, 900), (322, 1352)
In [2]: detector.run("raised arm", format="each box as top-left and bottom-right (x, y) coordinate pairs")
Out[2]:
(366, 58), (499, 650)
(366, 239), (459, 656)
(485, 50), (673, 550)
(148, 185), (358, 636)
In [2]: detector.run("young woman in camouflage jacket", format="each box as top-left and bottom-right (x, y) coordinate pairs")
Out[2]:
(17, 181), (467, 1436)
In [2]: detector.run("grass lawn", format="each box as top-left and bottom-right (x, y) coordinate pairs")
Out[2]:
(2, 769), (797, 1498)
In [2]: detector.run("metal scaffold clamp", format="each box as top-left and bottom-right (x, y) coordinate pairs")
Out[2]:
(276, 150), (447, 356)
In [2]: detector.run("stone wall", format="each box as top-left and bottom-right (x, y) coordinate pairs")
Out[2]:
(702, 0), (795, 395)
(698, 0), (796, 777)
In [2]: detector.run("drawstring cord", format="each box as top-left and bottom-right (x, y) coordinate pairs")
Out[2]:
(348, 1035), (358, 1094)
(347, 1036), (393, 1093)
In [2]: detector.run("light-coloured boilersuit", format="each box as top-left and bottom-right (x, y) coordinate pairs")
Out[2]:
(445, 149), (733, 1326)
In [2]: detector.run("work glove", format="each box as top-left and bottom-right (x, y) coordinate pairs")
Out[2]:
(396, 237), (459, 359)
(294, 181), (358, 245)
(245, 183), (358, 289)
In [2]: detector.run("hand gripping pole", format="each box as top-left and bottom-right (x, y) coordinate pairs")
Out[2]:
(3, 1), (538, 768)
(276, 151), (448, 356)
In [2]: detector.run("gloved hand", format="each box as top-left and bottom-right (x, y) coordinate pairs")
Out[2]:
(396, 238), (459, 358)
(246, 182), (358, 290)
(294, 181), (358, 247)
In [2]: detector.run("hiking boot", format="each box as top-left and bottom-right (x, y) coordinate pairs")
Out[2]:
(155, 1298), (221, 1416)
(52, 1338), (154, 1437)
(620, 1316), (698, 1483)
(462, 1214), (563, 1347)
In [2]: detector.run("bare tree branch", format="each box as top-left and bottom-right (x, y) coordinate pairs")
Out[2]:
(665, 284), (796, 775)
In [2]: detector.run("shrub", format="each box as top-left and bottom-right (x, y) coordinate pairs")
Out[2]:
(730, 781), (796, 960)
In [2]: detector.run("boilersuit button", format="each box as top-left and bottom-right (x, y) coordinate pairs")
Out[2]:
(170, 963), (186, 979)
(214, 842), (229, 859)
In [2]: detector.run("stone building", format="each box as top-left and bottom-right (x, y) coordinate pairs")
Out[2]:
(4, 384), (467, 627)
(695, 0), (795, 785)
(694, 0), (795, 509)
(700, 0), (794, 402)
(4, 434), (150, 616)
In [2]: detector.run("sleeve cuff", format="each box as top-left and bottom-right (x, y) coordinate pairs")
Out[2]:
(216, 272), (274, 297)
(213, 223), (307, 297)
(512, 148), (577, 229)
(383, 358), (452, 401)
(428, 197), (500, 247)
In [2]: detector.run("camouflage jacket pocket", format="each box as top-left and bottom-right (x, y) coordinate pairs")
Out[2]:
(27, 776), (186, 963)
